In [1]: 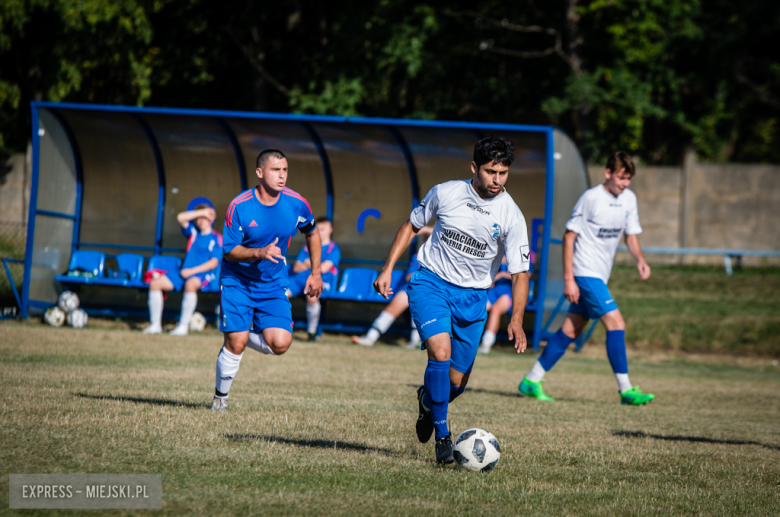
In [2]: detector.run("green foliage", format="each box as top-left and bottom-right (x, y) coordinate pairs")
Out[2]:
(1, 0), (779, 164)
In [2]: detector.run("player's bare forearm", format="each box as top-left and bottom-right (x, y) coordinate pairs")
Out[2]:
(224, 239), (284, 263)
(319, 260), (334, 275)
(625, 234), (651, 280)
(508, 272), (530, 353)
(304, 230), (322, 278)
(563, 230), (580, 303)
(293, 260), (309, 273)
(182, 258), (219, 278)
(380, 221), (419, 274)
(177, 208), (215, 228)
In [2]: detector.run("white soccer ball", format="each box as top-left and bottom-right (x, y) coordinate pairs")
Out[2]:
(453, 428), (501, 473)
(67, 308), (88, 328)
(189, 311), (206, 332)
(44, 306), (66, 327)
(58, 291), (80, 313)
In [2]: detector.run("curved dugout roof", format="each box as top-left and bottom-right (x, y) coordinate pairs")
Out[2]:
(25, 102), (588, 348)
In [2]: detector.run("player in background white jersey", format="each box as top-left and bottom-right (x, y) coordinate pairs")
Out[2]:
(374, 137), (531, 463)
(518, 151), (655, 405)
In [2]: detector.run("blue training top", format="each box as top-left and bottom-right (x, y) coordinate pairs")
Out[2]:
(296, 241), (341, 277)
(221, 187), (316, 292)
(181, 223), (222, 271)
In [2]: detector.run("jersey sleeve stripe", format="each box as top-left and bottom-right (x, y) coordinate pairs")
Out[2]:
(226, 191), (254, 227)
(282, 188), (312, 213)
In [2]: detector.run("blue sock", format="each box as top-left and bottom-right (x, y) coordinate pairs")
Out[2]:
(539, 329), (574, 371)
(449, 384), (466, 402)
(606, 330), (628, 374)
(422, 359), (451, 441)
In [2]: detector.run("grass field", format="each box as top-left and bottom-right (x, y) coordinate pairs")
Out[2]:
(1, 321), (779, 516)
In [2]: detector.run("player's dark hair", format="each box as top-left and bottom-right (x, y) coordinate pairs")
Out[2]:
(606, 151), (635, 177)
(256, 149), (287, 169)
(473, 137), (514, 168)
(194, 203), (211, 211)
(316, 216), (331, 224)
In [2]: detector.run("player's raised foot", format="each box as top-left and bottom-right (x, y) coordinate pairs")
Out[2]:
(210, 397), (228, 412)
(415, 386), (434, 443)
(435, 435), (454, 464)
(620, 386), (655, 406)
(518, 378), (555, 401)
(142, 325), (162, 334)
(351, 335), (375, 347)
(169, 324), (188, 336)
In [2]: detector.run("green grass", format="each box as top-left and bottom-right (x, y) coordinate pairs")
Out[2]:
(582, 265), (780, 356)
(1, 322), (779, 516)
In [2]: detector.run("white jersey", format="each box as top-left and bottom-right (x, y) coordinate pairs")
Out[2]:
(566, 185), (642, 283)
(410, 180), (530, 289)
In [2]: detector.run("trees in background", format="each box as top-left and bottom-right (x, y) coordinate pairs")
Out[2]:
(1, 0), (778, 164)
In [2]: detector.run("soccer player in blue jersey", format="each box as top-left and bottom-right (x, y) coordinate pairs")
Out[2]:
(374, 137), (531, 463)
(517, 151), (654, 405)
(143, 201), (222, 336)
(211, 149), (323, 412)
(286, 217), (341, 341)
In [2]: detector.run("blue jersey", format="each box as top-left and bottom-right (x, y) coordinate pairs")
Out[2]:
(296, 241), (341, 276)
(221, 188), (316, 292)
(181, 223), (222, 271)
(494, 261), (511, 287)
(407, 254), (421, 277)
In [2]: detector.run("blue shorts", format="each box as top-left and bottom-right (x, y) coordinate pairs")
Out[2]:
(487, 283), (512, 309)
(287, 271), (336, 299)
(568, 276), (618, 320)
(407, 268), (488, 375)
(168, 271), (217, 292)
(219, 284), (293, 333)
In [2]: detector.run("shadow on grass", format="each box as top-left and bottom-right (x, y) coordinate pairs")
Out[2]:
(614, 430), (780, 451)
(404, 383), (577, 401)
(74, 392), (207, 409)
(225, 434), (399, 457)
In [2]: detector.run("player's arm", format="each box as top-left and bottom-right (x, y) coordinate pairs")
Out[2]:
(508, 272), (530, 354)
(563, 230), (580, 304)
(177, 208), (216, 228)
(303, 230), (323, 298)
(223, 241), (284, 263)
(374, 220), (420, 299)
(180, 258), (219, 279)
(319, 260), (334, 275)
(625, 234), (651, 280)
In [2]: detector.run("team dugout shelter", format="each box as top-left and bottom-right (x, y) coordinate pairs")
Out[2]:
(22, 101), (589, 349)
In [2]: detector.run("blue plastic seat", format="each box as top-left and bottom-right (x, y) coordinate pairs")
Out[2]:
(98, 253), (146, 287)
(369, 269), (405, 302)
(329, 267), (378, 301)
(147, 255), (182, 278)
(68, 250), (105, 277)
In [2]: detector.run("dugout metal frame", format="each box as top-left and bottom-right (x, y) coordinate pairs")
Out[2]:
(23, 101), (590, 349)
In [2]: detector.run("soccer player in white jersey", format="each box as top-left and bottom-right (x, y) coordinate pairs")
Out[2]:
(518, 151), (655, 405)
(374, 137), (531, 463)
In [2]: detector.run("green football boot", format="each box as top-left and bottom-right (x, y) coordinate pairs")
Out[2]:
(518, 378), (555, 401)
(620, 386), (655, 406)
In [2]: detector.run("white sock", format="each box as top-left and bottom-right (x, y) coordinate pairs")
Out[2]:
(148, 290), (163, 328)
(616, 373), (632, 393)
(215, 347), (243, 397)
(481, 330), (496, 348)
(409, 328), (420, 344)
(246, 332), (276, 355)
(526, 361), (547, 383)
(374, 310), (396, 333)
(306, 301), (321, 334)
(364, 328), (381, 343)
(179, 292), (197, 327)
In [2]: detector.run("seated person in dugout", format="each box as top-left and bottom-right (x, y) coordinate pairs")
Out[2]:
(286, 216), (340, 341)
(143, 200), (222, 335)
(351, 226), (433, 349)
(479, 255), (515, 354)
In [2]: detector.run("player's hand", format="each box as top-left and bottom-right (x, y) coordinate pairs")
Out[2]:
(203, 207), (216, 221)
(180, 268), (194, 279)
(258, 238), (284, 263)
(564, 278), (580, 304)
(637, 260), (651, 280)
(373, 271), (394, 300)
(508, 319), (527, 353)
(304, 273), (323, 298)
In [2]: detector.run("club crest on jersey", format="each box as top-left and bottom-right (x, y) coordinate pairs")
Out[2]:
(491, 224), (501, 240)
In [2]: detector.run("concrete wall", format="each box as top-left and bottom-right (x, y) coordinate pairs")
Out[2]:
(588, 154), (780, 266)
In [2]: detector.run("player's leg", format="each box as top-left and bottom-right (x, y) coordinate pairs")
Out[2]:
(479, 294), (511, 354)
(171, 276), (202, 336)
(422, 332), (456, 463)
(352, 291), (408, 346)
(143, 275), (175, 334)
(519, 312), (588, 400)
(212, 285), (253, 411)
(245, 289), (294, 354)
(405, 314), (421, 350)
(600, 308), (654, 405)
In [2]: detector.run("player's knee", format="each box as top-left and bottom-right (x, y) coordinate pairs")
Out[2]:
(268, 338), (292, 355)
(224, 334), (248, 355)
(428, 347), (450, 362)
(184, 279), (201, 292)
(602, 310), (625, 331)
